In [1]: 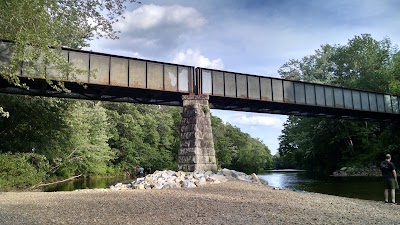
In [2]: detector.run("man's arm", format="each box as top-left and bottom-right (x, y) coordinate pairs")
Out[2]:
(393, 170), (397, 181)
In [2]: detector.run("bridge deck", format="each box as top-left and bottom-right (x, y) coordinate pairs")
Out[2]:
(1, 41), (399, 121)
(198, 68), (400, 121)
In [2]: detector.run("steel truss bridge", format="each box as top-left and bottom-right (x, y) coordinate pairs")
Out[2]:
(1, 41), (400, 122)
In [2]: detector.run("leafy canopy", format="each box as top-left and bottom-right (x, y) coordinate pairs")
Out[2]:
(0, 0), (138, 89)
(276, 34), (400, 174)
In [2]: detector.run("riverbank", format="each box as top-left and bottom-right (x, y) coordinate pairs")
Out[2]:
(1, 180), (399, 224)
(265, 169), (306, 172)
(332, 166), (381, 177)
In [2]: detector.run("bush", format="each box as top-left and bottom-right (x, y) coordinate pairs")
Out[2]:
(0, 153), (49, 191)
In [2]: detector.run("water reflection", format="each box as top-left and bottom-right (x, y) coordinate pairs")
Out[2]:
(45, 172), (398, 202)
(44, 176), (131, 192)
(258, 172), (398, 202)
(260, 172), (300, 189)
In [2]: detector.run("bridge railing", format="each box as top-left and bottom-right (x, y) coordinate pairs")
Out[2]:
(0, 41), (195, 94)
(197, 67), (400, 115)
(2, 40), (400, 116)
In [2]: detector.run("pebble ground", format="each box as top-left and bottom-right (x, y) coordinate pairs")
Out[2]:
(1, 181), (399, 225)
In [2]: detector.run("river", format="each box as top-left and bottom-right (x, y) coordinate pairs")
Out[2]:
(44, 176), (132, 192)
(45, 171), (395, 202)
(258, 171), (396, 202)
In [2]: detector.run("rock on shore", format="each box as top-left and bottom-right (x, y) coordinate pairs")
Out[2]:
(332, 165), (381, 176)
(110, 168), (266, 190)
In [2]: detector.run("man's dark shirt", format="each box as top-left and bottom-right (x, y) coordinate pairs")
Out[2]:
(380, 160), (396, 179)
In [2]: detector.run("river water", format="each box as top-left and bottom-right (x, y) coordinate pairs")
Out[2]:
(44, 176), (132, 192)
(45, 172), (395, 202)
(258, 171), (395, 202)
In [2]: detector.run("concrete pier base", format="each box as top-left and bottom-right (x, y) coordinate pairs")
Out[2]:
(178, 95), (217, 172)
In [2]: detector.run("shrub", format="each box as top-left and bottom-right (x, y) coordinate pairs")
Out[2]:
(0, 153), (49, 191)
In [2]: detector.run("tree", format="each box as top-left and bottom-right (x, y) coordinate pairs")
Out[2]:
(211, 115), (272, 173)
(211, 116), (234, 168)
(0, 153), (49, 190)
(0, 94), (70, 155)
(0, 94), (115, 177)
(329, 34), (395, 92)
(279, 34), (397, 91)
(278, 44), (336, 84)
(104, 103), (177, 171)
(277, 34), (400, 175)
(57, 101), (114, 176)
(0, 0), (138, 90)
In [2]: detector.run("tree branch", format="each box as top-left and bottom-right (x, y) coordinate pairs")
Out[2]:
(29, 174), (82, 190)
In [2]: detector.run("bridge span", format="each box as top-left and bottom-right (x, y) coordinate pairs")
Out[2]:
(1, 41), (400, 171)
(1, 41), (399, 122)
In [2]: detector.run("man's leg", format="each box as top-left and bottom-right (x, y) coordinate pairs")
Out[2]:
(391, 189), (396, 203)
(384, 189), (389, 202)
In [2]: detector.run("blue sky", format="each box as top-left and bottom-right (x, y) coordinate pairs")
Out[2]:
(89, 0), (400, 154)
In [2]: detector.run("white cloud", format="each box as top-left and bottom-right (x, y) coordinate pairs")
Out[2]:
(233, 115), (284, 129)
(212, 111), (284, 129)
(116, 4), (206, 31)
(96, 4), (206, 58)
(211, 110), (285, 154)
(172, 49), (224, 69)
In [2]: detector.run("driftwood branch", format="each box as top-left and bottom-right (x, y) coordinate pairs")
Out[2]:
(30, 174), (82, 189)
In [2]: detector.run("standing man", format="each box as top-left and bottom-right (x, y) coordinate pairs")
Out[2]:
(138, 166), (144, 178)
(380, 154), (397, 204)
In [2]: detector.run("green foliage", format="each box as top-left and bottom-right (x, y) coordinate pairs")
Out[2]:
(0, 153), (49, 190)
(272, 153), (285, 169)
(104, 103), (177, 171)
(212, 116), (234, 168)
(55, 101), (114, 177)
(0, 94), (70, 155)
(0, 95), (115, 178)
(279, 44), (336, 83)
(330, 34), (395, 92)
(0, 93), (272, 189)
(0, 0), (273, 189)
(277, 34), (400, 175)
(0, 0), (137, 89)
(212, 116), (272, 173)
(278, 116), (380, 174)
(375, 123), (400, 163)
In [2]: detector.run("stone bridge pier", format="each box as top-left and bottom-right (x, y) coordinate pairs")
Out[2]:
(178, 95), (217, 172)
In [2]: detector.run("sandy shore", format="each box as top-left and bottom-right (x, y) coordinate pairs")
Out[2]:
(0, 180), (399, 225)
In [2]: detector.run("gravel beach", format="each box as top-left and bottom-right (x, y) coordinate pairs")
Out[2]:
(0, 180), (399, 225)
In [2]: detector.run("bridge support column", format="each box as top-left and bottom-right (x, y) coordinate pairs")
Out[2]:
(178, 95), (217, 172)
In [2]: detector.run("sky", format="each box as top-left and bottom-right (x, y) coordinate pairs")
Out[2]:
(88, 0), (400, 155)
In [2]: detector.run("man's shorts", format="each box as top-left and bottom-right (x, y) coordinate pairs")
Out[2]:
(383, 178), (396, 189)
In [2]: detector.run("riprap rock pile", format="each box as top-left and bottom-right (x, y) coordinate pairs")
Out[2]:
(110, 168), (267, 190)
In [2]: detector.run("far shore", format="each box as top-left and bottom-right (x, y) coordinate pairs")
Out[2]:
(264, 169), (306, 172)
